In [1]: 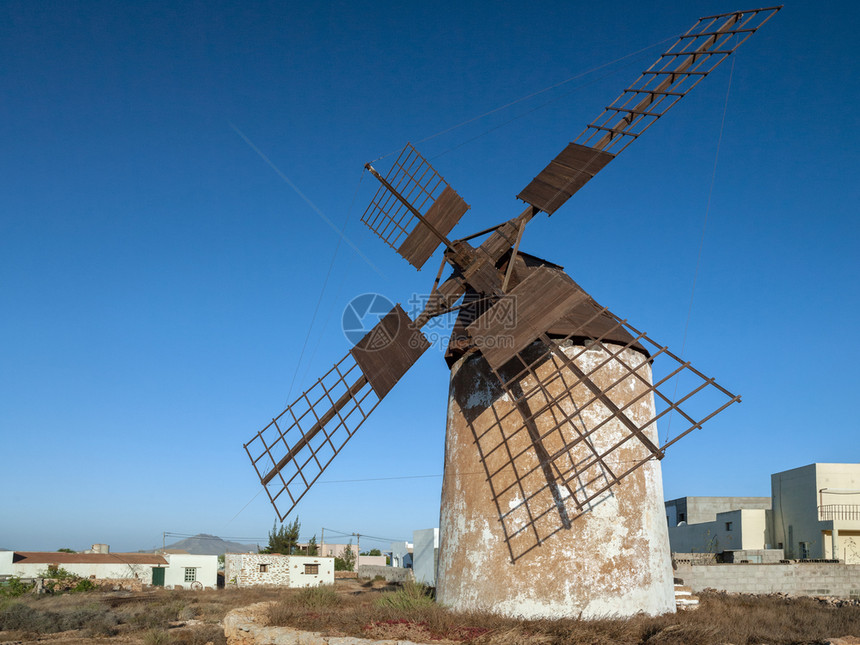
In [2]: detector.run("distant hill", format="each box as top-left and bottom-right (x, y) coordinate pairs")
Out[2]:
(154, 534), (259, 556)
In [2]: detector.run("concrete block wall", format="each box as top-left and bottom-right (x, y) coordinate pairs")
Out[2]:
(721, 549), (785, 564)
(675, 562), (860, 599)
(358, 565), (414, 582)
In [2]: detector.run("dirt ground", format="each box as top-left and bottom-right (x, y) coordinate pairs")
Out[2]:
(3, 580), (860, 645)
(0, 585), (284, 645)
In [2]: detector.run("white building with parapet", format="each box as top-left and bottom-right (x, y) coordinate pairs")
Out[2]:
(666, 462), (860, 564)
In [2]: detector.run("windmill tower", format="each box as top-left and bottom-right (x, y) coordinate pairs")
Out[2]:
(244, 7), (780, 618)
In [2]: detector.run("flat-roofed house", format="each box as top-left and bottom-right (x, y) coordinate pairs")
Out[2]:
(0, 546), (218, 589)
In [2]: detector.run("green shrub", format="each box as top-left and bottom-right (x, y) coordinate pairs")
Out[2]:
(373, 580), (435, 611)
(0, 576), (34, 597)
(38, 566), (77, 580)
(72, 578), (98, 593)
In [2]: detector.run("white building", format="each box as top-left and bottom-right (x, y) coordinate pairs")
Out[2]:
(0, 548), (217, 589)
(772, 463), (860, 562)
(301, 543), (385, 570)
(665, 497), (771, 554)
(156, 553), (219, 589)
(389, 541), (413, 568)
(666, 463), (860, 564)
(224, 553), (334, 587)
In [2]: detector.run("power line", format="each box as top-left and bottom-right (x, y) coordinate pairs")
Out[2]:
(665, 56), (736, 444)
(322, 528), (405, 543)
(317, 473), (444, 484)
(370, 35), (674, 164)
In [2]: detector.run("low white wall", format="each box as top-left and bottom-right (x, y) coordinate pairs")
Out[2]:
(356, 555), (386, 569)
(12, 560), (152, 582)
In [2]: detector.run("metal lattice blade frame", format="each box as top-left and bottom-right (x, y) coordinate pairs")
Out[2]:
(245, 305), (430, 520)
(518, 6), (781, 215)
(362, 143), (469, 269)
(245, 354), (381, 521)
(469, 300), (739, 557)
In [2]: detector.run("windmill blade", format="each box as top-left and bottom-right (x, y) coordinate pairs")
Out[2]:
(474, 298), (739, 524)
(363, 143), (470, 270)
(518, 6), (782, 215)
(466, 267), (588, 370)
(245, 304), (430, 520)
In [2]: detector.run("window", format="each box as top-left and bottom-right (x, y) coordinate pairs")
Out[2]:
(678, 513), (686, 522)
(799, 542), (811, 559)
(304, 563), (319, 575)
(184, 568), (197, 582)
(725, 522), (733, 531)
(259, 564), (268, 573)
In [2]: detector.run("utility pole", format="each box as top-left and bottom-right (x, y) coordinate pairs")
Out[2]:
(162, 532), (166, 553)
(354, 533), (361, 572)
(320, 528), (325, 556)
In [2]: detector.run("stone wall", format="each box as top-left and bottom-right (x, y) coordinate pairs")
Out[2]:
(225, 554), (334, 588)
(675, 562), (860, 599)
(357, 565), (414, 583)
(334, 571), (357, 579)
(225, 554), (290, 587)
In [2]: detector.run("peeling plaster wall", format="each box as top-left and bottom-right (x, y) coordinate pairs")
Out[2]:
(437, 343), (675, 619)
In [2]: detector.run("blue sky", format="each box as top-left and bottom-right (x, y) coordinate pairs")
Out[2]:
(2, 1), (857, 553)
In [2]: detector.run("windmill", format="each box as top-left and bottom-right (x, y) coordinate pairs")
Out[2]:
(244, 7), (781, 618)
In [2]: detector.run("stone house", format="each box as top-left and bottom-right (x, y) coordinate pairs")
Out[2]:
(224, 553), (334, 587)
